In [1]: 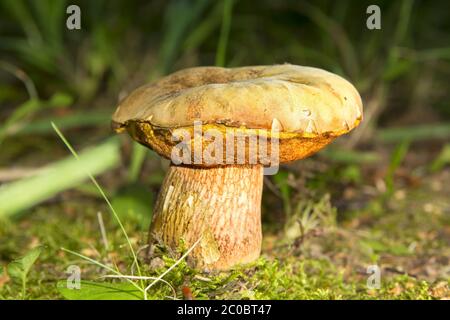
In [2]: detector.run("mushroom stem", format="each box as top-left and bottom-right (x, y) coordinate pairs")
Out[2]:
(149, 164), (263, 270)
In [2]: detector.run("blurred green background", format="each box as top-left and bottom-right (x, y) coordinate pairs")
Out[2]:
(0, 0), (449, 300)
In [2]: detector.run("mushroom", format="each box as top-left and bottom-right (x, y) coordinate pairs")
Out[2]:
(112, 64), (363, 271)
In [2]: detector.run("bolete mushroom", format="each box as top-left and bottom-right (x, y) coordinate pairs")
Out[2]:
(112, 64), (362, 271)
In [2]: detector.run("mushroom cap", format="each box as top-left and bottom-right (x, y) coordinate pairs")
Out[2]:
(112, 64), (363, 165)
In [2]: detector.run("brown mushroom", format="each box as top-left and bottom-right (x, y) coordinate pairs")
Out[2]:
(112, 64), (363, 271)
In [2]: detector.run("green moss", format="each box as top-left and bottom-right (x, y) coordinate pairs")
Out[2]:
(1, 171), (449, 300)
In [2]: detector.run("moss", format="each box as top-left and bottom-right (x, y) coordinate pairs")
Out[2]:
(0, 170), (449, 300)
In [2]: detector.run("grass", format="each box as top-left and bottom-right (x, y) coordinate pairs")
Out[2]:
(215, 0), (234, 67)
(0, 200), (447, 299)
(1, 0), (450, 300)
(0, 136), (120, 218)
(1, 161), (448, 299)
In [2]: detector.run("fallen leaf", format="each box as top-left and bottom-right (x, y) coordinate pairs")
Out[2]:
(429, 281), (450, 299)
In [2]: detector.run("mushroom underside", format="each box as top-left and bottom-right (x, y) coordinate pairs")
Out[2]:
(149, 164), (263, 271)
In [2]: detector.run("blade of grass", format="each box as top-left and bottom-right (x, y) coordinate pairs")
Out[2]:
(378, 124), (450, 143)
(144, 236), (202, 294)
(0, 99), (41, 146)
(430, 143), (450, 172)
(183, 1), (223, 52)
(129, 0), (211, 183)
(0, 61), (38, 99)
(215, 0), (234, 67)
(1, 0), (42, 44)
(320, 148), (380, 164)
(5, 111), (110, 137)
(51, 123), (144, 286)
(61, 248), (144, 293)
(298, 2), (358, 78)
(101, 275), (176, 298)
(383, 1), (414, 79)
(385, 140), (410, 196)
(0, 137), (120, 218)
(0, 91), (73, 145)
(97, 212), (109, 251)
(153, 0), (211, 79)
(128, 144), (148, 183)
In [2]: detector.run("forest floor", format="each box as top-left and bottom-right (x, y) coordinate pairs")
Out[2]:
(0, 145), (449, 300)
